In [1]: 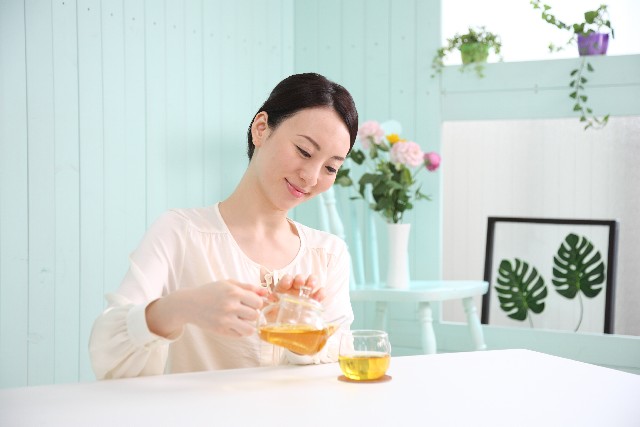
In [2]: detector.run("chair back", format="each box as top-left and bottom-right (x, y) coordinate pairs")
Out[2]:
(319, 186), (380, 288)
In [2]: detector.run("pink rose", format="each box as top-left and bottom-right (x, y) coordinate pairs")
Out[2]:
(424, 151), (441, 171)
(390, 141), (424, 168)
(357, 120), (385, 149)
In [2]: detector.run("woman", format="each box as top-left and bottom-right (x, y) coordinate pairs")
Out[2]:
(89, 73), (358, 379)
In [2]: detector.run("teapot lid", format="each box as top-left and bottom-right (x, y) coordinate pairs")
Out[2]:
(278, 285), (322, 310)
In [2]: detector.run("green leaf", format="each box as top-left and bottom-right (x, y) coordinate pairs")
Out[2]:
(569, 91), (577, 99)
(552, 233), (606, 299)
(586, 62), (594, 72)
(349, 149), (365, 165)
(334, 169), (352, 187)
(495, 259), (548, 321)
(369, 144), (379, 159)
(584, 11), (597, 24)
(570, 69), (579, 76)
(573, 104), (582, 112)
(580, 95), (588, 102)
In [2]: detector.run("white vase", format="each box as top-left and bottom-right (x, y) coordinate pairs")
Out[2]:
(386, 223), (411, 289)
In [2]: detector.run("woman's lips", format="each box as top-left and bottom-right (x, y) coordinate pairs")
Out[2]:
(286, 180), (307, 198)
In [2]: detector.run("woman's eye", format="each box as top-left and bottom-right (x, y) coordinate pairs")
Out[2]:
(296, 146), (311, 158)
(326, 166), (337, 174)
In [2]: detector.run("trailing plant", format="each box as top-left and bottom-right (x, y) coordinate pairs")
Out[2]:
(530, 1), (614, 52)
(569, 59), (610, 130)
(431, 26), (502, 78)
(530, 1), (614, 130)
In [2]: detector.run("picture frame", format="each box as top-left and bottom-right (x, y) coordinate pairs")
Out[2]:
(481, 217), (618, 334)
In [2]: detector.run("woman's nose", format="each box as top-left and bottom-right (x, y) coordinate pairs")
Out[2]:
(299, 164), (320, 187)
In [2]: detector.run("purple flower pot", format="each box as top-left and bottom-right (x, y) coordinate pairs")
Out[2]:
(577, 33), (609, 56)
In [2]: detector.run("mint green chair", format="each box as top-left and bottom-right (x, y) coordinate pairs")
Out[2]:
(319, 187), (488, 354)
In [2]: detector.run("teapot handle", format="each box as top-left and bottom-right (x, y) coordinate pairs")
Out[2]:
(258, 301), (279, 327)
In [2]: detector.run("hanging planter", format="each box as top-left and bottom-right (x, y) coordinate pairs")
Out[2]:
(460, 42), (490, 65)
(577, 33), (609, 56)
(530, 1), (615, 130)
(431, 26), (502, 78)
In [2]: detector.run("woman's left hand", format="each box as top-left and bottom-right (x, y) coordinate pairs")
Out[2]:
(272, 274), (326, 302)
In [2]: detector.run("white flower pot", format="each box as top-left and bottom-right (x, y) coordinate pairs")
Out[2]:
(386, 223), (411, 289)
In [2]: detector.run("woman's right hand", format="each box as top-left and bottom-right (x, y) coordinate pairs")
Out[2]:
(145, 280), (268, 339)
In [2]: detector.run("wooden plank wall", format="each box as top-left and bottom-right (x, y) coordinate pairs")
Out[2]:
(0, 0), (293, 388)
(292, 0), (444, 282)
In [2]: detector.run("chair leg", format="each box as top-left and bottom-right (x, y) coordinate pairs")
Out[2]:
(463, 297), (487, 351)
(417, 302), (436, 354)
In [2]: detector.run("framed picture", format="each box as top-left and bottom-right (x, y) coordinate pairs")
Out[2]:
(481, 217), (618, 334)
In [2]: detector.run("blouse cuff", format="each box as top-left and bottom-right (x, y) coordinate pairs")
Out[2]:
(127, 302), (178, 348)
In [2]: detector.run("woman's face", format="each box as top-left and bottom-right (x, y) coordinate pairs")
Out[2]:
(251, 107), (351, 211)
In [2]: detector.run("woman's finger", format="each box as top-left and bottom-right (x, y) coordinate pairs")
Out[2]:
(229, 321), (254, 337)
(312, 286), (326, 302)
(236, 304), (260, 322)
(275, 274), (293, 293)
(292, 274), (306, 290)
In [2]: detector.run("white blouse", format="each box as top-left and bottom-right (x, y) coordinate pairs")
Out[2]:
(89, 203), (353, 380)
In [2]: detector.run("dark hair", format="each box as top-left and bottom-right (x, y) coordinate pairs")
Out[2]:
(247, 73), (358, 159)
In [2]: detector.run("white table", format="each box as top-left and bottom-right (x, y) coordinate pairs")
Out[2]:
(2, 349), (638, 426)
(351, 280), (488, 354)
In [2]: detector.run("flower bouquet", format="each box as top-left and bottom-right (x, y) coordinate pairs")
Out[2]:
(335, 120), (441, 224)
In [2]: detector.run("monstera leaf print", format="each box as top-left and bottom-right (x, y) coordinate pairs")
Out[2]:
(552, 233), (606, 331)
(495, 258), (548, 327)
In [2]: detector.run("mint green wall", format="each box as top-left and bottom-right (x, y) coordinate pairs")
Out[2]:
(441, 55), (640, 120)
(291, 0), (444, 282)
(0, 0), (293, 388)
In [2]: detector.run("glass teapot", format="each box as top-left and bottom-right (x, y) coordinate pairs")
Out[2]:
(257, 285), (344, 355)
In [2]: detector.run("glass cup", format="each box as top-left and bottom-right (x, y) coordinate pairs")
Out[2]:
(339, 330), (391, 381)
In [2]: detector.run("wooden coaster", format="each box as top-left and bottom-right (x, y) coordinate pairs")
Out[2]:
(337, 374), (392, 383)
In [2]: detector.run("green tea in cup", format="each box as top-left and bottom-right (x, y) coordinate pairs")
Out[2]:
(339, 330), (391, 381)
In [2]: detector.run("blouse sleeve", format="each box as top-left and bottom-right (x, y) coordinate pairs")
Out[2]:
(284, 238), (354, 365)
(89, 211), (186, 379)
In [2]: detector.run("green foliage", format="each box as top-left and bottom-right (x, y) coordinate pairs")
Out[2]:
(530, 1), (614, 46)
(569, 59), (610, 130)
(530, 1), (614, 130)
(492, 233), (607, 331)
(337, 146), (431, 224)
(335, 123), (439, 224)
(356, 161), (430, 224)
(552, 233), (606, 299)
(495, 259), (548, 323)
(431, 26), (502, 78)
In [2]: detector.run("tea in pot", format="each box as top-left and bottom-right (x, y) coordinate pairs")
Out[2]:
(257, 286), (343, 355)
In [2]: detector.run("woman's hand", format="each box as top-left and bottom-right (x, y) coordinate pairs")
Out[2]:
(146, 280), (268, 339)
(271, 274), (326, 302)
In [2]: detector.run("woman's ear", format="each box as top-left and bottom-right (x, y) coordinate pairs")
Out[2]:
(251, 112), (269, 148)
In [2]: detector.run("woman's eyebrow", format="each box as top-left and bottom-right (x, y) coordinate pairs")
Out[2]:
(297, 134), (345, 161)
